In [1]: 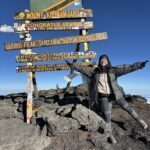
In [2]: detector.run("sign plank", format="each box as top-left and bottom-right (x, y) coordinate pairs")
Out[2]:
(4, 32), (107, 51)
(16, 51), (96, 63)
(14, 21), (93, 32)
(30, 0), (82, 11)
(17, 62), (93, 72)
(14, 9), (93, 20)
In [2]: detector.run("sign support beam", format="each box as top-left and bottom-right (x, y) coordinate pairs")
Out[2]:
(65, 4), (90, 92)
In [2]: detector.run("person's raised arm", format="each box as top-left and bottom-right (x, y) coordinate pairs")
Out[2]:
(114, 60), (148, 77)
(65, 60), (94, 78)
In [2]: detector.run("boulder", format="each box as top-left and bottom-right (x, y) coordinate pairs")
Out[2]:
(6, 93), (27, 99)
(0, 100), (21, 120)
(0, 118), (51, 150)
(37, 104), (80, 136)
(56, 104), (106, 132)
(13, 97), (25, 103)
(72, 104), (106, 132)
(45, 114), (80, 136)
(125, 94), (147, 103)
(74, 83), (88, 98)
(0, 95), (5, 100)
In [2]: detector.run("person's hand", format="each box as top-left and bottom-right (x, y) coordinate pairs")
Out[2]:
(65, 60), (72, 68)
(140, 60), (149, 68)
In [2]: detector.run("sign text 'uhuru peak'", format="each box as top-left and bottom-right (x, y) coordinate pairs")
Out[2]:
(5, 32), (108, 50)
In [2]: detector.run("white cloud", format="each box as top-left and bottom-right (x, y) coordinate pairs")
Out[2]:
(0, 25), (14, 32)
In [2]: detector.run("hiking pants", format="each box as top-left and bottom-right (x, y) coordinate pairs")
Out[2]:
(98, 95), (139, 132)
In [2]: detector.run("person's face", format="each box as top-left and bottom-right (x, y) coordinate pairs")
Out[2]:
(100, 57), (108, 67)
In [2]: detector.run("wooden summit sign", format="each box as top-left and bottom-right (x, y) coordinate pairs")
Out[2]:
(4, 32), (107, 50)
(14, 9), (93, 20)
(14, 21), (93, 32)
(30, 0), (82, 11)
(16, 51), (96, 63)
(17, 62), (93, 72)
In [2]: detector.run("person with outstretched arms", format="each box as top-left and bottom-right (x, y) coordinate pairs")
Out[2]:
(65, 55), (148, 144)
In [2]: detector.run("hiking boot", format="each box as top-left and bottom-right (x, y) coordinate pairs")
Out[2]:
(139, 119), (148, 129)
(136, 118), (148, 129)
(107, 134), (117, 144)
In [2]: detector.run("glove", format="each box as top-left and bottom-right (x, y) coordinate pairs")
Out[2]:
(65, 60), (72, 68)
(140, 60), (149, 68)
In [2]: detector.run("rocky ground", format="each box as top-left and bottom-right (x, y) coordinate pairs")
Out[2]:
(0, 84), (149, 150)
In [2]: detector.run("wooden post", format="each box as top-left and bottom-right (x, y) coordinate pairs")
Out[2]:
(65, 3), (90, 92)
(81, 18), (89, 56)
(19, 32), (33, 124)
(81, 0), (89, 56)
(65, 41), (80, 92)
(25, 18), (39, 98)
(25, 32), (33, 124)
(23, 10), (33, 124)
(32, 72), (39, 98)
(26, 66), (33, 124)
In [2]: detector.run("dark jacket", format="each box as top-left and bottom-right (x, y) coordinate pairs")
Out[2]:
(70, 62), (144, 106)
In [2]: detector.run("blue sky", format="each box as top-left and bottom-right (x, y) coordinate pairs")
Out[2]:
(0, 0), (150, 97)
